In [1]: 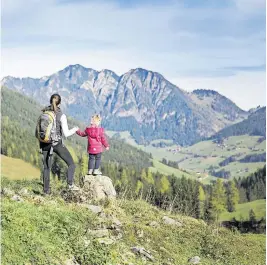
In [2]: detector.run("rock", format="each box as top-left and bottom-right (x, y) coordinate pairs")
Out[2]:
(80, 195), (87, 202)
(11, 195), (23, 202)
(32, 195), (45, 204)
(61, 189), (84, 203)
(137, 230), (144, 238)
(188, 256), (201, 264)
(83, 237), (90, 247)
(131, 246), (155, 261)
(82, 175), (116, 200)
(97, 238), (114, 245)
(112, 217), (122, 227)
(149, 221), (160, 228)
(87, 205), (103, 214)
(111, 232), (123, 241)
(1, 187), (15, 197)
(162, 216), (182, 227)
(108, 217), (122, 230)
(88, 229), (109, 238)
(99, 212), (106, 218)
(62, 175), (116, 203)
(19, 188), (29, 196)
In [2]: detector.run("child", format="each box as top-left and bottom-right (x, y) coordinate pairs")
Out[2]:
(76, 114), (109, 175)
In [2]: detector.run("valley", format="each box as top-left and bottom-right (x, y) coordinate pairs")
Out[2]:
(106, 131), (266, 181)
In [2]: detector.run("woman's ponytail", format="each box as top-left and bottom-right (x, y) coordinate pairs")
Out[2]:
(49, 93), (61, 112)
(52, 97), (57, 112)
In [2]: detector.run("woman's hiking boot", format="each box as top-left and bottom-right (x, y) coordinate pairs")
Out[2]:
(68, 184), (80, 191)
(93, 169), (102, 175)
(88, 169), (93, 175)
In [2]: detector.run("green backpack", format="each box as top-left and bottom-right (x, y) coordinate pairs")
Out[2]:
(35, 110), (57, 143)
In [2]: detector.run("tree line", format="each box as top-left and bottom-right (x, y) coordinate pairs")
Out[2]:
(1, 86), (266, 228)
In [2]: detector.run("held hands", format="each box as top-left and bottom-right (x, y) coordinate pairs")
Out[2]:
(74, 126), (79, 132)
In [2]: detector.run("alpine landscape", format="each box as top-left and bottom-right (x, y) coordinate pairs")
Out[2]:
(1, 0), (266, 264)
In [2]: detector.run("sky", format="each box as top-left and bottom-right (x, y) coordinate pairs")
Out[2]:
(1, 0), (266, 110)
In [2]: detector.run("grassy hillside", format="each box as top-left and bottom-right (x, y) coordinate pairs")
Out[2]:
(106, 131), (266, 180)
(1, 155), (40, 180)
(220, 200), (266, 221)
(1, 178), (266, 265)
(149, 159), (217, 183)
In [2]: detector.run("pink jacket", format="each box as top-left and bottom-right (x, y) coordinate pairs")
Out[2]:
(76, 126), (109, 154)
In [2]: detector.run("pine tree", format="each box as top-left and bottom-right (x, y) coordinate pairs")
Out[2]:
(204, 195), (216, 222)
(121, 169), (129, 186)
(249, 209), (257, 223)
(197, 185), (206, 219)
(211, 179), (227, 222)
(135, 180), (143, 198)
(238, 187), (248, 203)
(227, 180), (240, 212)
(146, 169), (155, 185)
(199, 185), (206, 201)
(158, 176), (170, 194)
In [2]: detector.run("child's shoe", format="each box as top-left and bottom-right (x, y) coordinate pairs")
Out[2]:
(88, 169), (93, 175)
(93, 169), (102, 175)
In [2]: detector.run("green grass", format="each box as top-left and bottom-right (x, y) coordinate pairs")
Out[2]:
(149, 159), (196, 179)
(220, 200), (266, 221)
(1, 178), (266, 265)
(1, 155), (40, 180)
(222, 162), (266, 178)
(106, 132), (266, 181)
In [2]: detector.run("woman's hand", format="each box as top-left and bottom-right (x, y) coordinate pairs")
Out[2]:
(106, 147), (110, 151)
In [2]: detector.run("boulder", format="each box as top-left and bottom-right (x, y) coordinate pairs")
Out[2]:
(82, 175), (116, 200)
(87, 205), (103, 215)
(61, 175), (116, 203)
(11, 195), (23, 202)
(131, 246), (155, 262)
(148, 221), (160, 228)
(18, 188), (29, 196)
(1, 187), (15, 197)
(162, 216), (182, 227)
(188, 256), (201, 264)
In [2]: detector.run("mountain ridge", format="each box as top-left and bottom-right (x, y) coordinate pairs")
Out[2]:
(1, 64), (249, 145)
(211, 106), (266, 140)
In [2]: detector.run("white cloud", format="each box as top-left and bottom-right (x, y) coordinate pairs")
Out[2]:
(1, 0), (266, 109)
(233, 0), (266, 13)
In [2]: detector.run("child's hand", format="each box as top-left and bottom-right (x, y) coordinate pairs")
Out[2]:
(106, 147), (110, 151)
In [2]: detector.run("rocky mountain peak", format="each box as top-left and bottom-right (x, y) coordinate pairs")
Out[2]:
(1, 65), (249, 145)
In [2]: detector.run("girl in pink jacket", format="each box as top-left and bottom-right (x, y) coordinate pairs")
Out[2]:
(76, 114), (109, 175)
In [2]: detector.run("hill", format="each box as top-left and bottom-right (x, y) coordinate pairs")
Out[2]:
(1, 155), (40, 180)
(220, 199), (266, 221)
(211, 107), (266, 139)
(106, 131), (266, 180)
(1, 65), (248, 145)
(1, 178), (266, 265)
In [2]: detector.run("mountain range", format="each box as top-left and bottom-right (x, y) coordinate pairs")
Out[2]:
(1, 64), (250, 145)
(212, 106), (266, 140)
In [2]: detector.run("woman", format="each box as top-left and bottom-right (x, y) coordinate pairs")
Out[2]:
(40, 93), (80, 194)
